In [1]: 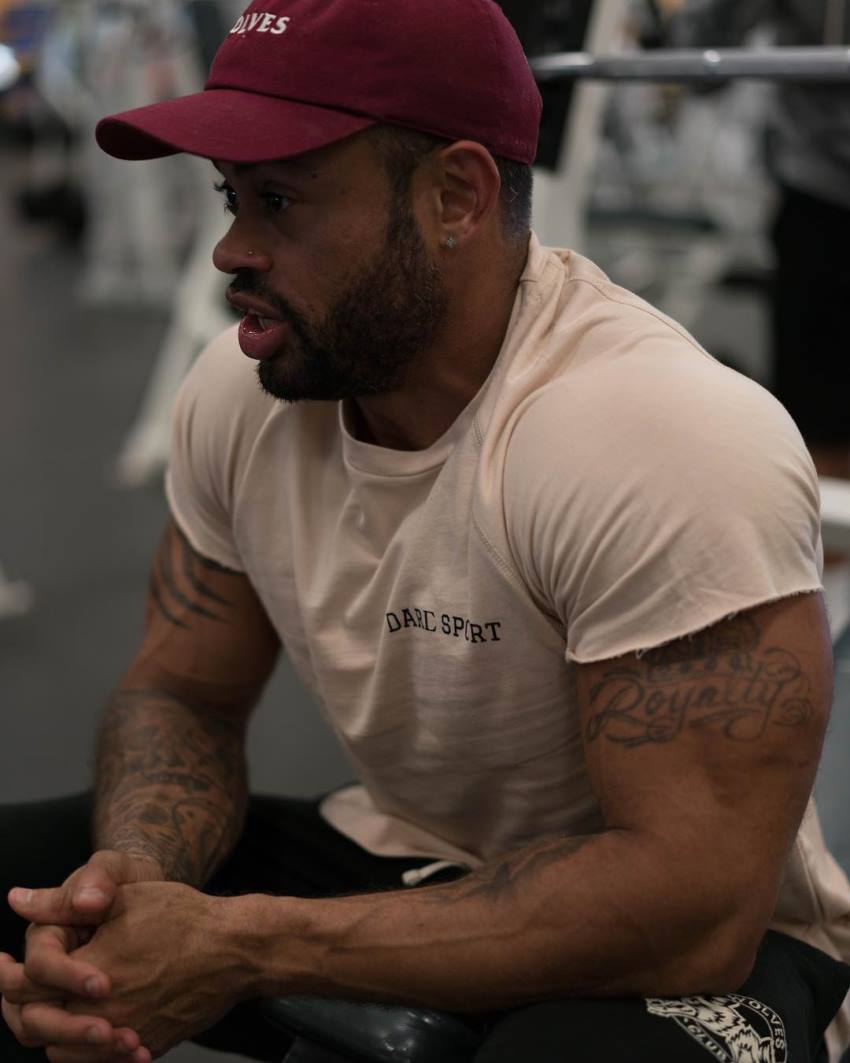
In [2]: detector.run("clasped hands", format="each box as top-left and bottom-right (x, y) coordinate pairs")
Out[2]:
(0, 852), (243, 1062)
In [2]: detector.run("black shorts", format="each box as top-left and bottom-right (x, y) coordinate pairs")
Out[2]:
(772, 184), (850, 446)
(1, 792), (848, 1062)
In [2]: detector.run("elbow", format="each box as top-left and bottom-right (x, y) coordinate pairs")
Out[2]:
(684, 940), (759, 997)
(653, 916), (763, 998)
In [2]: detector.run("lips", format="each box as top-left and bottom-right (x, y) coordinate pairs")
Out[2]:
(238, 312), (290, 361)
(227, 290), (289, 362)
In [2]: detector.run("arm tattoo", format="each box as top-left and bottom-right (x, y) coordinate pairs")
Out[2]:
(421, 836), (590, 906)
(584, 615), (814, 748)
(94, 688), (249, 885)
(149, 526), (238, 629)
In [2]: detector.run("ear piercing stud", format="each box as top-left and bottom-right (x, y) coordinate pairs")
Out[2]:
(444, 235), (458, 250)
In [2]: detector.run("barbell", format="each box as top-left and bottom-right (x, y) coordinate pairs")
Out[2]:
(530, 46), (850, 83)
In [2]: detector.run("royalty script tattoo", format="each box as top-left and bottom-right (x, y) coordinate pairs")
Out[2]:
(584, 615), (813, 749)
(95, 523), (250, 886)
(414, 612), (818, 917)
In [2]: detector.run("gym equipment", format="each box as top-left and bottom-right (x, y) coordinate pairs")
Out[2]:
(109, 0), (233, 485)
(531, 45), (850, 83)
(0, 564), (33, 620)
(0, 42), (20, 91)
(261, 997), (485, 1063)
(0, 21), (32, 618)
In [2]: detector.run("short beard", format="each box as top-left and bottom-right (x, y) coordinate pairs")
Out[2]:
(247, 193), (448, 403)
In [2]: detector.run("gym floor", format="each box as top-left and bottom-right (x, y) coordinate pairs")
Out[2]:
(1, 140), (849, 1063)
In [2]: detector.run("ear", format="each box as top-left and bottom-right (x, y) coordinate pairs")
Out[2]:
(415, 141), (501, 251)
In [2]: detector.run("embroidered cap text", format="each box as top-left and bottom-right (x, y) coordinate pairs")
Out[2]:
(230, 12), (290, 35)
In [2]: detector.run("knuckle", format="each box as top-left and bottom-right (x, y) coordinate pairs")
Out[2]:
(23, 953), (48, 983)
(24, 927), (48, 957)
(3, 973), (28, 1004)
(18, 1009), (39, 1040)
(89, 850), (120, 875)
(58, 926), (76, 951)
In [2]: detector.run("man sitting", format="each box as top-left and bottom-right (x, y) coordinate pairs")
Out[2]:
(1, 1), (849, 1060)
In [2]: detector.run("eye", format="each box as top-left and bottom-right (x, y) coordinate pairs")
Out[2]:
(213, 182), (292, 218)
(213, 180), (239, 216)
(262, 192), (293, 216)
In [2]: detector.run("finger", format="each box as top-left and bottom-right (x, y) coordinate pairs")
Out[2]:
(2, 996), (42, 1049)
(43, 1028), (149, 1063)
(18, 1000), (115, 1049)
(0, 956), (65, 1005)
(46, 1043), (151, 1063)
(0, 953), (43, 1000)
(8, 884), (106, 926)
(9, 850), (149, 929)
(66, 865), (120, 917)
(23, 926), (111, 999)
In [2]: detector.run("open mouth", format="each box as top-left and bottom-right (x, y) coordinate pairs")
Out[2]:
(238, 313), (290, 361)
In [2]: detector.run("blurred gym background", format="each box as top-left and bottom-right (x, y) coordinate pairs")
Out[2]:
(1, 2), (849, 1060)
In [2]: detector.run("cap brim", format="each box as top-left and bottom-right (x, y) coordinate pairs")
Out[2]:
(95, 88), (377, 163)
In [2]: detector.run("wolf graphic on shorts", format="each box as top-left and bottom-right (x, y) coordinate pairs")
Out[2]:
(646, 994), (787, 1062)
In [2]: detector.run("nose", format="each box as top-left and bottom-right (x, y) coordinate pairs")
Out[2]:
(212, 229), (273, 275)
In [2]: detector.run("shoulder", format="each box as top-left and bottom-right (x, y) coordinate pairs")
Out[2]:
(507, 347), (809, 493)
(497, 247), (820, 550)
(501, 350), (820, 591)
(521, 246), (721, 387)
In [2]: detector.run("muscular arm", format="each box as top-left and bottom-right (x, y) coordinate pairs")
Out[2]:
(94, 520), (280, 886)
(234, 592), (831, 1009)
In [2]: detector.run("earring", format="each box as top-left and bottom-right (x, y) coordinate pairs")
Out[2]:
(247, 250), (255, 256)
(444, 235), (458, 250)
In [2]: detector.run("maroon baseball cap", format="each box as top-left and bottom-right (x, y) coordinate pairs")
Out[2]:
(95, 0), (542, 166)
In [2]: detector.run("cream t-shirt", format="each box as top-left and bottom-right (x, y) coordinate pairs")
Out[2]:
(166, 235), (850, 1050)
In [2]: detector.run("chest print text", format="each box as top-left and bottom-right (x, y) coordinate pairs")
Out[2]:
(386, 607), (502, 644)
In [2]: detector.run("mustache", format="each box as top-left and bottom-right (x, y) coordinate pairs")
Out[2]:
(227, 274), (293, 321)
(227, 275), (320, 353)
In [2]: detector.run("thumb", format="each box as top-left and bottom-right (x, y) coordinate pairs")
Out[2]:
(9, 871), (115, 927)
(67, 867), (118, 917)
(7, 885), (103, 927)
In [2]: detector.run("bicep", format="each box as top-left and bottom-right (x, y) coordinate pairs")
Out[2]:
(577, 592), (832, 910)
(124, 519), (281, 713)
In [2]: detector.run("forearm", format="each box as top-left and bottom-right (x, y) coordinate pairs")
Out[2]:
(241, 831), (760, 1011)
(93, 686), (249, 886)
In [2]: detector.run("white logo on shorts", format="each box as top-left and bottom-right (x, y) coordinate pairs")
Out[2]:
(645, 994), (787, 1062)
